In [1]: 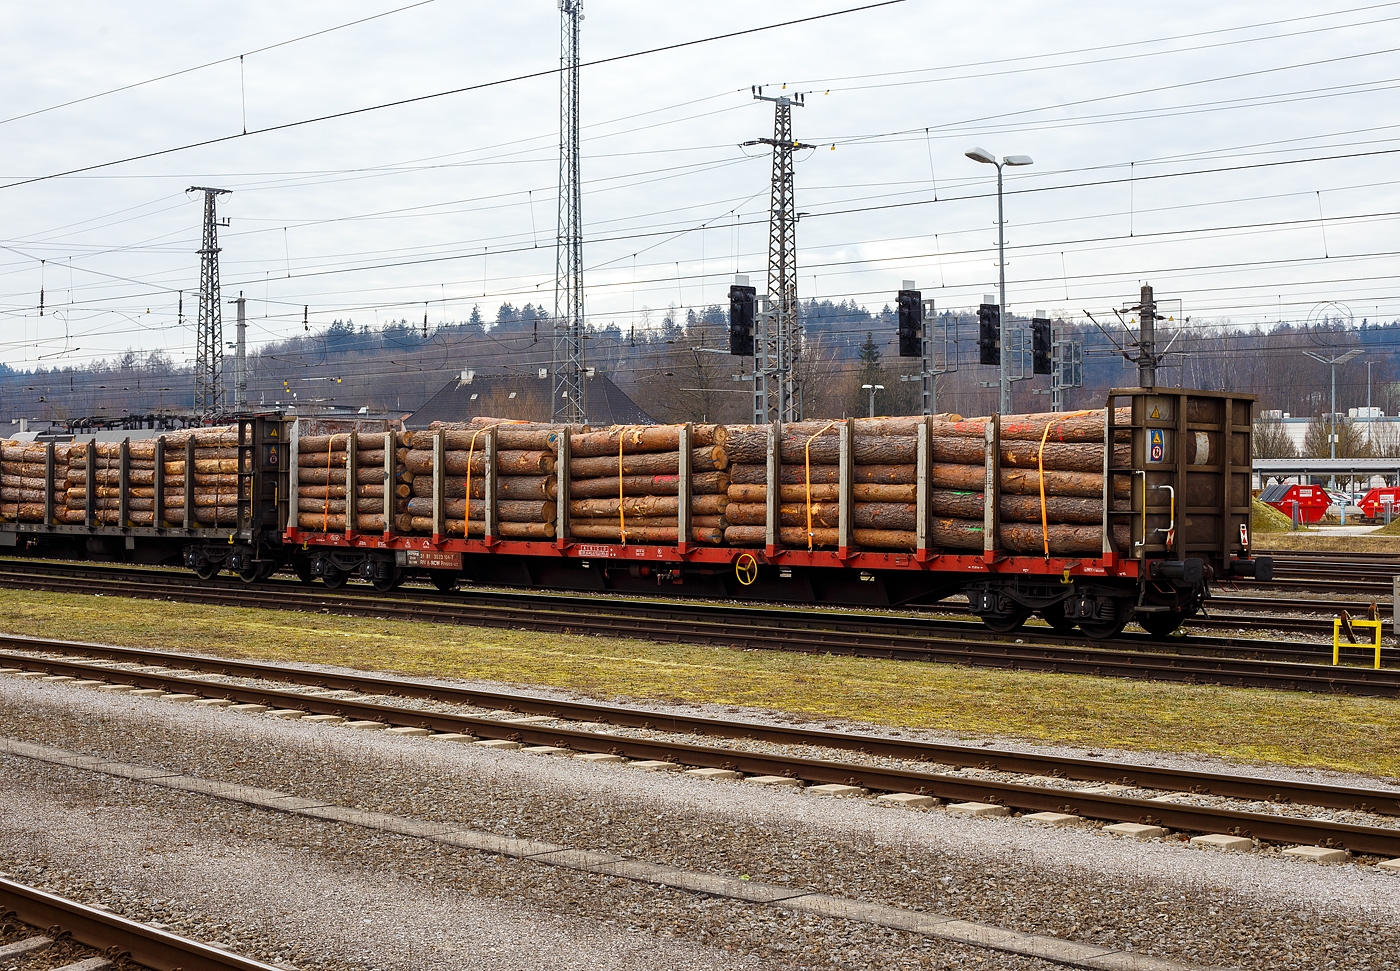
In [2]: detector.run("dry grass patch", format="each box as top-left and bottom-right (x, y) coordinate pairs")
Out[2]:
(2, 588), (1397, 779)
(1253, 532), (1400, 553)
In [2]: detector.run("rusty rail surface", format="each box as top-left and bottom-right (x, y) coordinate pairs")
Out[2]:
(5, 639), (1400, 856)
(0, 560), (1394, 692)
(0, 875), (281, 971)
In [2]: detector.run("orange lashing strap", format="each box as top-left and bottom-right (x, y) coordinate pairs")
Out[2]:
(321, 434), (339, 534)
(463, 427), (486, 538)
(618, 432), (628, 545)
(1038, 411), (1093, 561)
(804, 421), (839, 550)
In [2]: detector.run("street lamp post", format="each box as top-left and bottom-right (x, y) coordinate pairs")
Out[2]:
(861, 383), (883, 418)
(966, 147), (1033, 414)
(1303, 348), (1364, 462)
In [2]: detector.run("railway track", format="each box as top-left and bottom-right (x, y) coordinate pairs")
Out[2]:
(0, 559), (1394, 694)
(4, 637), (1400, 859)
(0, 873), (279, 971)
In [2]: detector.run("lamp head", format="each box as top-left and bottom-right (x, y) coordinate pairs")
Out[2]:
(965, 147), (996, 165)
(1004, 154), (1034, 166)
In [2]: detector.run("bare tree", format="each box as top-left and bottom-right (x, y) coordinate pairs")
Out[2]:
(1303, 414), (1369, 458)
(1253, 418), (1298, 459)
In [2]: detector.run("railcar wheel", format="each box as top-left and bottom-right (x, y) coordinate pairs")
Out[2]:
(372, 567), (405, 593)
(321, 568), (349, 590)
(1137, 610), (1187, 637)
(1039, 602), (1077, 633)
(291, 558), (314, 585)
(237, 561), (276, 584)
(193, 558), (220, 581)
(978, 606), (1032, 633)
(429, 570), (458, 592)
(1078, 600), (1130, 640)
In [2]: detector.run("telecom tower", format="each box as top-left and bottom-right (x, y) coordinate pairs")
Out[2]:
(745, 87), (813, 424)
(552, 0), (586, 423)
(189, 186), (230, 416)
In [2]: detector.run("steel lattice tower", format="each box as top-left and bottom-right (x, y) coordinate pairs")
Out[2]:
(189, 186), (230, 416)
(552, 0), (586, 423)
(746, 89), (812, 423)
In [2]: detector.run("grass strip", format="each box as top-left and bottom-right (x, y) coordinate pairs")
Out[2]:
(2, 588), (1396, 779)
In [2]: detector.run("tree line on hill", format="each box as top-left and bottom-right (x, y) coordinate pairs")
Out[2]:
(1, 301), (1396, 428)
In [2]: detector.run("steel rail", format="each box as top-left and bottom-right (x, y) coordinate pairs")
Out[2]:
(0, 565), (1395, 693)
(6, 648), (1400, 857)
(4, 637), (1399, 816)
(0, 875), (281, 971)
(0, 557), (1382, 640)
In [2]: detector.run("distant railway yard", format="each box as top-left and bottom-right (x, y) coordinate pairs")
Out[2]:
(1, 545), (1398, 971)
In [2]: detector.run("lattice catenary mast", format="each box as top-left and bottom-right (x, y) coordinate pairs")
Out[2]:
(552, 0), (586, 423)
(189, 186), (230, 416)
(745, 87), (813, 424)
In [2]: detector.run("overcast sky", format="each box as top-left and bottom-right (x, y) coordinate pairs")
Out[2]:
(2, 0), (1399, 373)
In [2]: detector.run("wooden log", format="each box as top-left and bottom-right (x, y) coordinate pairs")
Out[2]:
(568, 446), (728, 478)
(566, 495), (728, 517)
(0, 445), (75, 462)
(729, 463), (917, 486)
(571, 495), (675, 518)
(723, 525), (917, 549)
(297, 434), (353, 452)
(568, 424), (727, 458)
(0, 502), (46, 522)
(402, 498), (556, 522)
(925, 437), (1123, 473)
(84, 469), (156, 486)
(935, 408), (1129, 443)
(570, 515), (726, 530)
(0, 488), (44, 502)
(189, 474), (240, 487)
(296, 483), (387, 500)
(297, 497), (386, 515)
(297, 512), (391, 532)
(920, 489), (1107, 524)
(297, 467), (389, 485)
(296, 448), (388, 468)
(567, 472), (729, 498)
(432, 427), (559, 451)
(400, 426), (563, 450)
(5, 477), (53, 492)
(767, 416), (961, 437)
(1, 463), (51, 478)
(724, 502), (919, 530)
(454, 418), (589, 434)
(566, 522), (725, 544)
(402, 449), (556, 476)
(726, 483), (918, 503)
(402, 517), (556, 539)
(726, 431), (917, 465)
(407, 475), (558, 500)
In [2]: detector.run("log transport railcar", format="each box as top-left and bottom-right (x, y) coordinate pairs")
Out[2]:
(0, 387), (1271, 639)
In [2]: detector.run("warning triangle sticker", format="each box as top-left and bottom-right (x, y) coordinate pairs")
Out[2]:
(1150, 406), (1160, 419)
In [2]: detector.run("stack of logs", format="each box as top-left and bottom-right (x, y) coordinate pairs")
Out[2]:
(67, 428), (244, 526)
(0, 442), (72, 522)
(296, 432), (397, 533)
(565, 424), (730, 544)
(398, 418), (564, 539)
(0, 427), (243, 526)
(288, 408), (1128, 555)
(722, 409), (1130, 555)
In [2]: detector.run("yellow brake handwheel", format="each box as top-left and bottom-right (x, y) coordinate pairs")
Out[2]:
(735, 553), (759, 586)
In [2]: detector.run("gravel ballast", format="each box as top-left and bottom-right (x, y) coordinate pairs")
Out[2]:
(3, 678), (1398, 970)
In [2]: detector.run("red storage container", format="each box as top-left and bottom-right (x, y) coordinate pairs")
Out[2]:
(1258, 483), (1331, 524)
